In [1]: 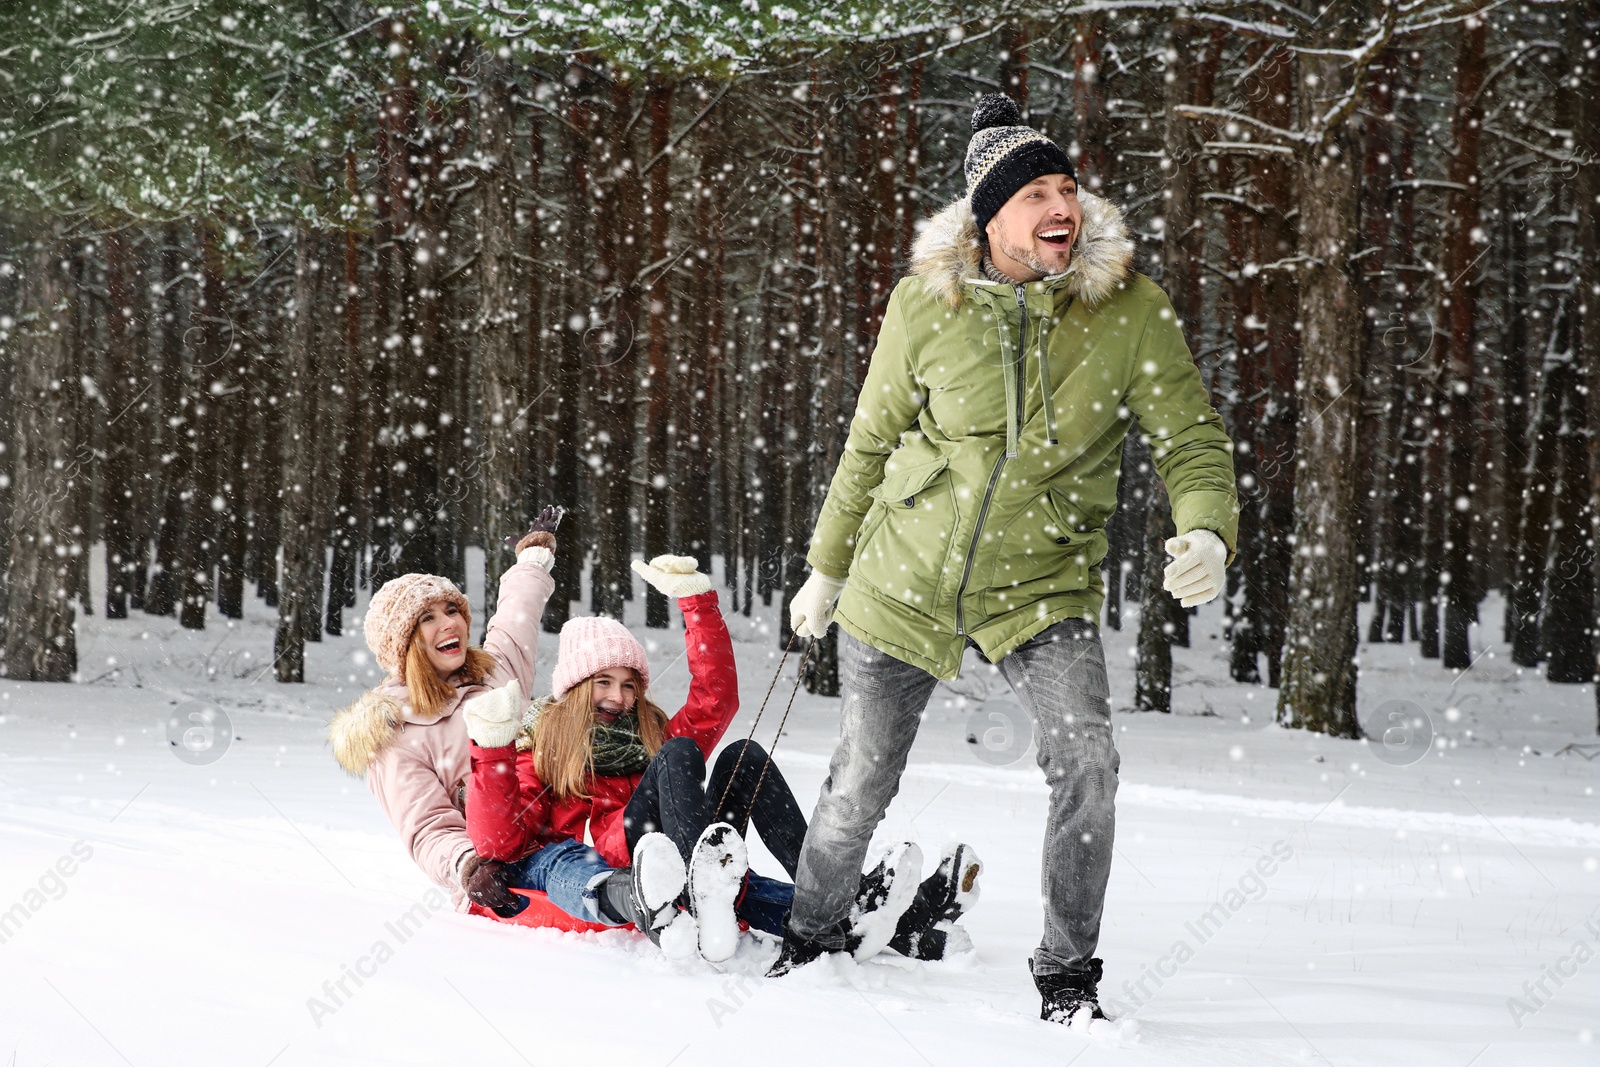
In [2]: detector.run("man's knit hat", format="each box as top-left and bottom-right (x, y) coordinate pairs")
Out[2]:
(965, 93), (1076, 233)
(364, 573), (472, 679)
(551, 616), (650, 701)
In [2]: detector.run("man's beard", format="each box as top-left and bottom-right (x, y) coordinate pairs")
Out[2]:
(993, 232), (1069, 280)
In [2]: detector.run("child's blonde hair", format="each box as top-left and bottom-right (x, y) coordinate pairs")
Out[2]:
(532, 671), (669, 798)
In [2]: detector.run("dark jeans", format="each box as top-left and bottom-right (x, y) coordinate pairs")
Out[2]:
(791, 621), (1118, 976)
(623, 736), (807, 936)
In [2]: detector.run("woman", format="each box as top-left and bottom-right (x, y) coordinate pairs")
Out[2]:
(328, 508), (684, 940)
(463, 554), (982, 965)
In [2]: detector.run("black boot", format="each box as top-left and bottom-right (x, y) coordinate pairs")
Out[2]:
(766, 916), (848, 978)
(597, 870), (638, 925)
(1033, 957), (1108, 1023)
(889, 842), (983, 961)
(843, 841), (921, 959)
(604, 832), (686, 946)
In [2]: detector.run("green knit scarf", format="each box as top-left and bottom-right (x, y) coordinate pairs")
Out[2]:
(590, 712), (651, 777)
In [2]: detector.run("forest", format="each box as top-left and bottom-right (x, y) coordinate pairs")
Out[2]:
(1, 0), (1595, 738)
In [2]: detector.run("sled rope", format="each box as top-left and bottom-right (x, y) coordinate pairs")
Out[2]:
(714, 632), (815, 821)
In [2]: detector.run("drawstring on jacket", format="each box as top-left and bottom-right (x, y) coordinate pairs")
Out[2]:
(979, 256), (1066, 450)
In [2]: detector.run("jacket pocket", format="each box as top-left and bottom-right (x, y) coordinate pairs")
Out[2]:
(1046, 487), (1109, 570)
(870, 453), (949, 508)
(852, 453), (954, 612)
(981, 488), (1095, 617)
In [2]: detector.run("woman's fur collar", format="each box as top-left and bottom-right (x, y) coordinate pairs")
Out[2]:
(328, 691), (405, 776)
(909, 190), (1135, 310)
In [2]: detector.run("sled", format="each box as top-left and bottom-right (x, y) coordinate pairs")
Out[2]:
(471, 888), (751, 936)
(470, 887), (631, 933)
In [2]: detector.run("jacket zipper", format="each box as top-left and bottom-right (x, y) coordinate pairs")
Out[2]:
(955, 288), (1029, 637)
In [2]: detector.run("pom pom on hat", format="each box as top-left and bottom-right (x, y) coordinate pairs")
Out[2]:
(971, 92), (1023, 132)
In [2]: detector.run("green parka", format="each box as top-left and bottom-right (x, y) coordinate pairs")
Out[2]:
(806, 191), (1239, 680)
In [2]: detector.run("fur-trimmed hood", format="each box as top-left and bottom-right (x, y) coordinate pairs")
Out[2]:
(909, 190), (1135, 310)
(327, 690), (406, 777)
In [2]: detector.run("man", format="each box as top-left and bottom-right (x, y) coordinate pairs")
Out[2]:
(768, 94), (1238, 1023)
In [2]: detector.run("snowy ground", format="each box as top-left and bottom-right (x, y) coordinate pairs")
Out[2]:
(2, 547), (1598, 1067)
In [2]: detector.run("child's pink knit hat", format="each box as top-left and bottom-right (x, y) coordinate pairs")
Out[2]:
(364, 574), (471, 679)
(551, 616), (650, 700)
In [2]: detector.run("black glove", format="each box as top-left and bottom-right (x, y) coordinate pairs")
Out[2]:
(503, 505), (565, 552)
(462, 855), (524, 918)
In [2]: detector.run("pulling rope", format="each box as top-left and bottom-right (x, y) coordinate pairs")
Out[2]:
(714, 632), (816, 821)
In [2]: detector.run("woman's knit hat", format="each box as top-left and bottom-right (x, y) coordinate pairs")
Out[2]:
(551, 616), (650, 700)
(363, 573), (472, 678)
(966, 93), (1076, 232)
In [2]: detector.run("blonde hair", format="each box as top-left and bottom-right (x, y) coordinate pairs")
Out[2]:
(532, 670), (668, 799)
(402, 632), (497, 720)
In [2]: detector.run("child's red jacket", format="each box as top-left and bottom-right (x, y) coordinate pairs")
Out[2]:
(465, 591), (738, 868)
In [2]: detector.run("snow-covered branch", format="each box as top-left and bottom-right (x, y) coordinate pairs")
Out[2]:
(1172, 105), (1308, 145)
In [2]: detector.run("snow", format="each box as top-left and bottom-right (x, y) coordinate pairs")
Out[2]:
(2, 546), (1597, 1065)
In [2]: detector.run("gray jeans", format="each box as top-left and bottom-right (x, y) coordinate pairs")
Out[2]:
(791, 620), (1118, 977)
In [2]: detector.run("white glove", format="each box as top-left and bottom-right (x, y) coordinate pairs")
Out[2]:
(1163, 529), (1228, 608)
(461, 678), (528, 748)
(790, 570), (848, 639)
(517, 545), (555, 571)
(631, 554), (712, 598)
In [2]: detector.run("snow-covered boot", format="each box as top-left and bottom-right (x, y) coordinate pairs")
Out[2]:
(844, 841), (923, 961)
(889, 842), (983, 961)
(687, 822), (748, 963)
(766, 916), (847, 978)
(1034, 957), (1108, 1023)
(603, 831), (687, 947)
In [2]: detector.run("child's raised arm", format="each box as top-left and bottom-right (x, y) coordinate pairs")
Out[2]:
(632, 555), (739, 756)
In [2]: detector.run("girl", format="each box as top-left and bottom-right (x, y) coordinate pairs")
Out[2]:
(328, 508), (685, 940)
(463, 553), (982, 964)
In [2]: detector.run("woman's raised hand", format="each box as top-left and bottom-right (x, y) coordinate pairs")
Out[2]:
(508, 505), (565, 555)
(631, 554), (712, 599)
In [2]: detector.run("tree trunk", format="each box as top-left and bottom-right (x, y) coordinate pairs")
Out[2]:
(1546, 350), (1592, 683)
(545, 74), (592, 632)
(525, 115), (548, 513)
(1502, 187), (1537, 656)
(103, 228), (139, 620)
(1438, 17), (1488, 670)
(642, 77), (674, 628)
(327, 149), (365, 637)
(1134, 488), (1175, 712)
(477, 52), (525, 625)
(1545, 57), (1592, 684)
(215, 297), (249, 622)
(803, 74), (844, 695)
(2, 236), (79, 681)
(146, 224), (187, 617)
(1275, 52), (1363, 738)
(1136, 19), (1213, 708)
(1356, 51), (1398, 648)
(1253, 44), (1300, 688)
(591, 73), (643, 620)
(177, 222), (226, 631)
(1577, 0), (1600, 725)
(1070, 15), (1111, 191)
(1386, 81), (1424, 648)
(275, 232), (318, 683)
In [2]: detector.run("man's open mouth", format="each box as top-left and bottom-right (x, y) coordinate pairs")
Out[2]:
(435, 636), (462, 654)
(1037, 226), (1074, 248)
